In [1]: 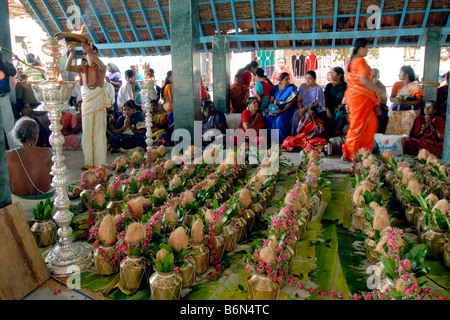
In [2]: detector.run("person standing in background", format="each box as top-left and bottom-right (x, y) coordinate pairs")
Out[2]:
(131, 65), (143, 106)
(23, 54), (45, 83)
(104, 76), (115, 109)
(106, 62), (122, 112)
(342, 38), (385, 161)
(0, 52), (18, 149)
(15, 74), (40, 110)
(371, 68), (389, 134)
(439, 47), (450, 85)
(66, 43), (109, 170)
(229, 61), (259, 113)
(117, 69), (140, 110)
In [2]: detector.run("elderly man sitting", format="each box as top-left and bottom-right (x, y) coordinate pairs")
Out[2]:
(402, 101), (445, 156)
(6, 117), (53, 198)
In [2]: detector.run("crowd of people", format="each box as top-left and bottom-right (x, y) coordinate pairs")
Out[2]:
(224, 40), (449, 161)
(1, 39), (449, 197)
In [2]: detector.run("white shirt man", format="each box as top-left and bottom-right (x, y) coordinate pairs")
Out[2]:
(117, 70), (136, 109)
(104, 80), (115, 108)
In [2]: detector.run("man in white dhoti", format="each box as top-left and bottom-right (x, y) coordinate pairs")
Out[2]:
(65, 43), (109, 170)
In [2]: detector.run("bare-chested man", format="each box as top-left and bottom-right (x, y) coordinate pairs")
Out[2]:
(7, 117), (53, 197)
(66, 42), (109, 170)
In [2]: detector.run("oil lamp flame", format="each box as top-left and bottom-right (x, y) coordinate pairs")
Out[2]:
(71, 25), (85, 35)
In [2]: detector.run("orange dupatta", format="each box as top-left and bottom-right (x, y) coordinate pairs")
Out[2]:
(342, 57), (379, 160)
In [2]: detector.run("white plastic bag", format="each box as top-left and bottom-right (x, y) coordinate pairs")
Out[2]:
(374, 133), (404, 157)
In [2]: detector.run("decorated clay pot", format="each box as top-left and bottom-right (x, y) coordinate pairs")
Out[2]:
(365, 238), (378, 264)
(223, 223), (238, 252)
(192, 243), (210, 274)
(119, 255), (148, 291)
(94, 245), (119, 276)
(178, 253), (196, 288)
(247, 273), (280, 300)
(234, 216), (248, 243)
(107, 200), (124, 216)
(414, 210), (426, 235)
(92, 209), (108, 224)
(297, 216), (308, 241)
(31, 219), (57, 247)
(352, 206), (367, 231)
(405, 205), (419, 225)
(139, 185), (153, 198)
(124, 192), (139, 203)
(149, 268), (182, 300)
(243, 209), (256, 234)
(424, 229), (450, 260)
(80, 189), (93, 210)
(443, 242), (450, 268)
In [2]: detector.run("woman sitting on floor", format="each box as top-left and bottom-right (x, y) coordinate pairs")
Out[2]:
(230, 97), (266, 148)
(282, 106), (328, 152)
(150, 99), (169, 142)
(402, 100), (445, 156)
(6, 117), (53, 198)
(290, 70), (325, 137)
(109, 100), (147, 153)
(202, 100), (228, 148)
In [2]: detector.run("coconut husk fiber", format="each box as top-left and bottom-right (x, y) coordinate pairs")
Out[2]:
(181, 191), (194, 206)
(164, 160), (174, 170)
(418, 149), (428, 161)
(190, 219), (204, 244)
(432, 199), (449, 214)
(154, 186), (168, 197)
(239, 188), (252, 209)
(307, 163), (320, 178)
(259, 246), (276, 264)
(171, 175), (182, 187)
(406, 179), (423, 198)
(425, 194), (439, 206)
(128, 196), (151, 220)
(372, 206), (392, 231)
(94, 192), (106, 208)
(164, 207), (178, 223)
(98, 214), (117, 246)
(168, 227), (189, 253)
(157, 145), (165, 157)
(124, 222), (147, 243)
(156, 248), (170, 263)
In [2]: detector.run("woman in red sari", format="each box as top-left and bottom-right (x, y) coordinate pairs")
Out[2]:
(230, 61), (259, 113)
(342, 38), (386, 161)
(282, 106), (328, 152)
(230, 97), (266, 148)
(403, 101), (445, 155)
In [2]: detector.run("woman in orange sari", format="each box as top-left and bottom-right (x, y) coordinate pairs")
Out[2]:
(342, 38), (386, 161)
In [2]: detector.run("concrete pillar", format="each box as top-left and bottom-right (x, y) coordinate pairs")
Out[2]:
(422, 27), (442, 102)
(212, 36), (231, 114)
(443, 92), (450, 164)
(169, 0), (202, 139)
(0, 0), (12, 208)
